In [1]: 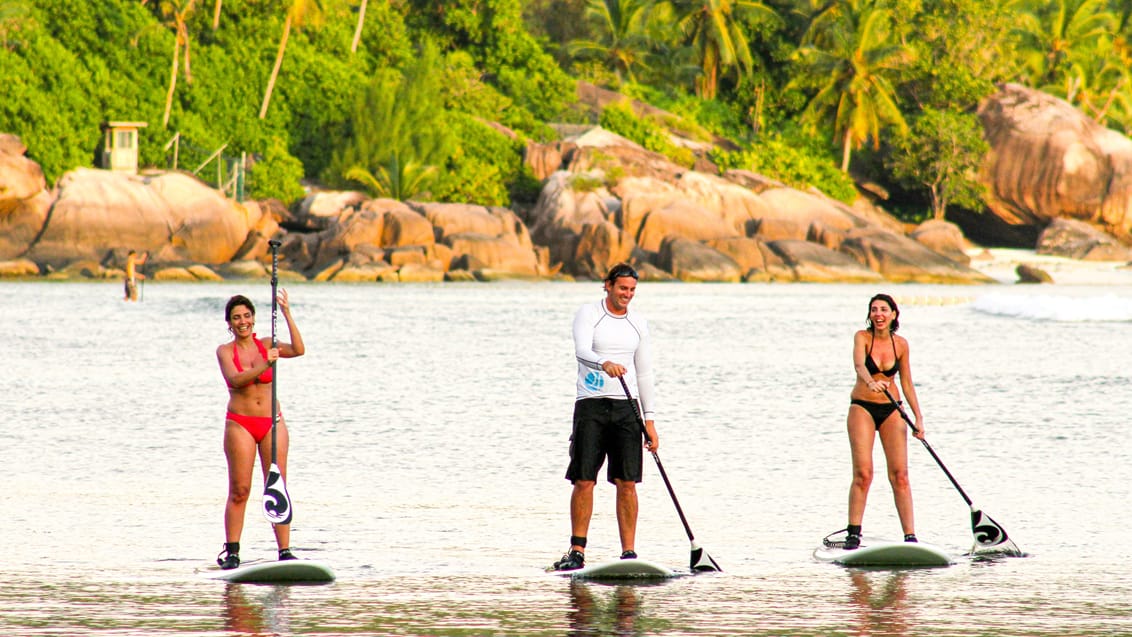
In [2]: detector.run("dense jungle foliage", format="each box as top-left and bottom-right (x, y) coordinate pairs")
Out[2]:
(2, 0), (1132, 219)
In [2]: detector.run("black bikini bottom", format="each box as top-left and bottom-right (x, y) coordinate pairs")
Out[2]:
(850, 399), (900, 430)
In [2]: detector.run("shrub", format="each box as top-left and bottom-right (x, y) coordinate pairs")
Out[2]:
(599, 101), (695, 168)
(711, 133), (857, 203)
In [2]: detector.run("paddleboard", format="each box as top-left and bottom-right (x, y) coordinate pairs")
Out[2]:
(548, 558), (678, 580)
(813, 540), (953, 568)
(210, 559), (336, 584)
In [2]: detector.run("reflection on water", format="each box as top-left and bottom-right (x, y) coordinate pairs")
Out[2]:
(224, 584), (291, 635)
(847, 570), (909, 637)
(568, 581), (642, 636)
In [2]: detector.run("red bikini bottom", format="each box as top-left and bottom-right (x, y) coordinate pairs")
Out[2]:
(226, 412), (277, 443)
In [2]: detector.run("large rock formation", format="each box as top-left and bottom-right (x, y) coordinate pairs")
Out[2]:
(1, 114), (1089, 285)
(977, 83), (1132, 244)
(0, 134), (52, 261)
(524, 128), (993, 283)
(27, 168), (268, 268)
(1036, 217), (1132, 260)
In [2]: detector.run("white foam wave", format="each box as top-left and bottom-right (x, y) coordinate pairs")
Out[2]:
(971, 293), (1132, 322)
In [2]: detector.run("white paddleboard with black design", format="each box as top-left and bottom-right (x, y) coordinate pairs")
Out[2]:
(548, 558), (678, 580)
(813, 540), (954, 568)
(209, 559), (336, 584)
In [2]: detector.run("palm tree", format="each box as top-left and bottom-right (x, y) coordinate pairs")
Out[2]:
(665, 0), (774, 99)
(568, 0), (655, 85)
(1014, 0), (1116, 93)
(791, 0), (913, 172)
(329, 43), (455, 201)
(351, 0), (367, 53)
(1060, 33), (1131, 125)
(143, 0), (196, 128)
(1015, 0), (1112, 88)
(259, 0), (324, 119)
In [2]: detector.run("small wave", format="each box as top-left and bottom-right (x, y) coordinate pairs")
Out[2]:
(971, 292), (1132, 322)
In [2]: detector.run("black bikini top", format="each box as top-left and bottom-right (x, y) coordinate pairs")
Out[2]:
(865, 332), (898, 377)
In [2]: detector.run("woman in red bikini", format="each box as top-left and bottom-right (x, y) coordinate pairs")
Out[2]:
(842, 293), (924, 550)
(215, 290), (305, 569)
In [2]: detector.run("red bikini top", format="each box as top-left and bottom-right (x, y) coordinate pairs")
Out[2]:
(231, 335), (273, 386)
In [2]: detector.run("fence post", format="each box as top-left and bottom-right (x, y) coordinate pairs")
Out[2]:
(238, 152), (246, 202)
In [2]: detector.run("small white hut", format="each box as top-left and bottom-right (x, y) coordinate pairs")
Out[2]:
(101, 121), (148, 174)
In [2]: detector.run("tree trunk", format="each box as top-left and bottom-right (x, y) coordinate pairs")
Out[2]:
(840, 127), (852, 172)
(931, 183), (944, 220)
(351, 0), (367, 54)
(259, 14), (292, 120)
(212, 0), (221, 30)
(163, 39), (180, 128)
(181, 25), (192, 84)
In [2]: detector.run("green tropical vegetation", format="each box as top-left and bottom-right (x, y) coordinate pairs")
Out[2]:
(2, 0), (1132, 221)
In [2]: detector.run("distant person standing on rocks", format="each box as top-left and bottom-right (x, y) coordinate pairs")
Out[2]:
(843, 293), (924, 550)
(123, 250), (148, 302)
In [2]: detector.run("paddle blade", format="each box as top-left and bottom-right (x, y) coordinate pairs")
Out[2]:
(970, 508), (1022, 556)
(262, 463), (293, 525)
(690, 543), (721, 572)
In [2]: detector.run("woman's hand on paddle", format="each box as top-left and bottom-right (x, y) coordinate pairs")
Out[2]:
(867, 379), (890, 393)
(602, 361), (627, 377)
(912, 416), (925, 439)
(277, 288), (291, 313)
(643, 420), (659, 452)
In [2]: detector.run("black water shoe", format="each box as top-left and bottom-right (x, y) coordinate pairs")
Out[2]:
(620, 550), (638, 560)
(904, 534), (918, 543)
(279, 548), (297, 561)
(552, 549), (585, 571)
(843, 534), (861, 550)
(217, 543), (240, 570)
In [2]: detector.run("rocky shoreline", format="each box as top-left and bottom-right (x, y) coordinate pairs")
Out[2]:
(5, 83), (1132, 285)
(5, 247), (1129, 287)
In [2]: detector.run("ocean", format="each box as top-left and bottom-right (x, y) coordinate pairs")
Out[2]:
(2, 279), (1130, 636)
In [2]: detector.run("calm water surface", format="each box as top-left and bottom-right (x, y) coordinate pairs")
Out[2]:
(2, 280), (1131, 636)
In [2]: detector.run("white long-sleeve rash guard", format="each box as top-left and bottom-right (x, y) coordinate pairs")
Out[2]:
(573, 298), (656, 421)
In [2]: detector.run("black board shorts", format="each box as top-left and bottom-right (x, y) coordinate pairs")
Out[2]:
(565, 397), (643, 484)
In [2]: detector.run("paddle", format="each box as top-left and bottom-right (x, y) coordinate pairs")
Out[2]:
(262, 239), (293, 525)
(882, 388), (1021, 556)
(617, 376), (721, 572)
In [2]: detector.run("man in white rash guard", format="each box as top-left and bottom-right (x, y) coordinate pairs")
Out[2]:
(552, 263), (659, 571)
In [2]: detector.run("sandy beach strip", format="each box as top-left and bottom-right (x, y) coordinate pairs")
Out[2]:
(967, 248), (1132, 286)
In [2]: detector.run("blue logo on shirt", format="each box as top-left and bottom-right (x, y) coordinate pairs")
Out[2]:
(584, 370), (605, 391)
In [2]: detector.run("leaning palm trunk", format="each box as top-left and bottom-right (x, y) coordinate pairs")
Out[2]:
(351, 0), (367, 53)
(841, 127), (852, 172)
(163, 40), (180, 127)
(259, 14), (292, 119)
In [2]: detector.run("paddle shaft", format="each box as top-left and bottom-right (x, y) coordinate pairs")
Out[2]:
(269, 240), (280, 464)
(617, 377), (699, 543)
(882, 388), (974, 507)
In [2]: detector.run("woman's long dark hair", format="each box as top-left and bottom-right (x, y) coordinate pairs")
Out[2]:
(865, 293), (900, 333)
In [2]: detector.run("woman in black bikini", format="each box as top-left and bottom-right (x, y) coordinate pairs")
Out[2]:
(843, 293), (924, 550)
